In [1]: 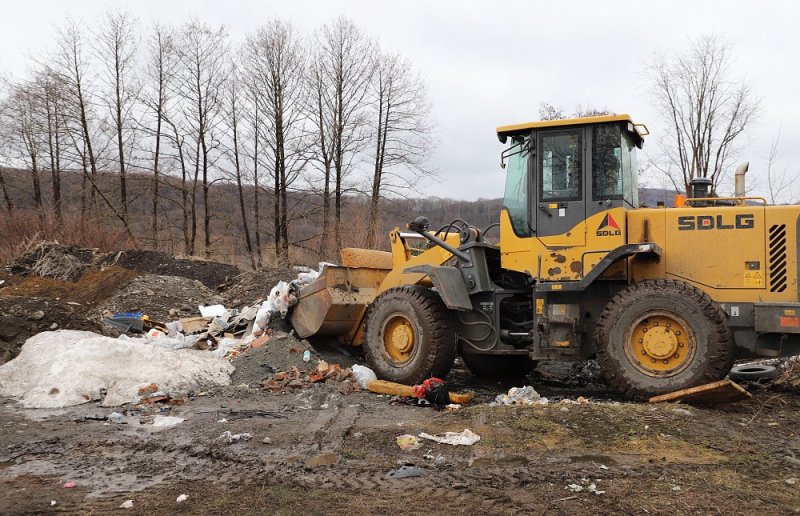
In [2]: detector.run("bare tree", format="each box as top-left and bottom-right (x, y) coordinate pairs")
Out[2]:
(307, 18), (375, 255)
(366, 52), (432, 248)
(763, 129), (796, 204)
(95, 9), (140, 224)
(650, 35), (759, 194)
(39, 70), (66, 221)
(1, 81), (44, 208)
(174, 21), (228, 257)
(244, 19), (307, 264)
(52, 22), (103, 217)
(0, 165), (12, 214)
(142, 24), (175, 249)
(224, 66), (257, 268)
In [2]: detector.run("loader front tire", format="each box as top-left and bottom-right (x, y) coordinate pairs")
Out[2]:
(595, 279), (733, 399)
(363, 286), (456, 385)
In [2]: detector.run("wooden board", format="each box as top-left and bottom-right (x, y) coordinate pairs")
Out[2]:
(367, 379), (474, 405)
(649, 379), (751, 404)
(179, 316), (212, 334)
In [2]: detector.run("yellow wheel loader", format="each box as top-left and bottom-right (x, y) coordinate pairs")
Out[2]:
(292, 114), (800, 398)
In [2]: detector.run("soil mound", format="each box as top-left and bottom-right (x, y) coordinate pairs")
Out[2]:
(222, 267), (295, 306)
(103, 250), (240, 290)
(1, 266), (139, 306)
(99, 274), (223, 321)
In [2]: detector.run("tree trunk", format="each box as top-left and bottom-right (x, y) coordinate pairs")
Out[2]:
(232, 104), (256, 269)
(253, 118), (263, 267)
(152, 108), (162, 250)
(0, 167), (13, 214)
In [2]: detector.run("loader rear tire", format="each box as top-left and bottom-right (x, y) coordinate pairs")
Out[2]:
(460, 352), (536, 378)
(363, 286), (457, 385)
(595, 279), (733, 399)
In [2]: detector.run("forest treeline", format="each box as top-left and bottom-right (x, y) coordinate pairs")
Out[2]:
(0, 13), (441, 267)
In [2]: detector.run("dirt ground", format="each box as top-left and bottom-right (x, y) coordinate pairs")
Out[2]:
(2, 247), (800, 513)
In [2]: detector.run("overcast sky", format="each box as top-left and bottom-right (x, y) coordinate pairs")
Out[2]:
(1, 0), (798, 200)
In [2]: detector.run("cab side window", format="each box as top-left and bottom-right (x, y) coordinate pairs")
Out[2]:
(540, 131), (582, 201)
(592, 125), (623, 199)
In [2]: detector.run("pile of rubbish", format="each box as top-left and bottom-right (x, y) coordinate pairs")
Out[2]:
(100, 265), (325, 360)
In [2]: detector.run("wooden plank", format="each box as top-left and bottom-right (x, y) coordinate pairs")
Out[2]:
(367, 379), (474, 405)
(179, 316), (212, 334)
(649, 379), (751, 404)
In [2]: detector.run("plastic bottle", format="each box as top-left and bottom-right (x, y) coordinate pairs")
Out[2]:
(302, 350), (311, 362)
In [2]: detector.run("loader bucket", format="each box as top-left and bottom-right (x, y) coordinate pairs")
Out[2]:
(290, 265), (390, 341)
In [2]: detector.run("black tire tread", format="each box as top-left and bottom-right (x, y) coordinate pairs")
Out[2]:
(363, 286), (456, 384)
(595, 279), (734, 399)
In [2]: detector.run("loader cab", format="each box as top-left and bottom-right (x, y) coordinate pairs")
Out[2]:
(497, 115), (646, 279)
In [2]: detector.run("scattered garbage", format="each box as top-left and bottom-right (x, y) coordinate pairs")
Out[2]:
(261, 363), (354, 392)
(412, 377), (450, 406)
(176, 494), (188, 502)
(385, 465), (425, 479)
(396, 434), (422, 451)
(302, 350), (311, 362)
(152, 416), (185, 429)
(367, 379), (474, 405)
(786, 477), (798, 486)
(218, 430), (252, 444)
(199, 304), (227, 318)
(109, 411), (125, 424)
(0, 330), (233, 408)
(120, 500), (134, 509)
(493, 386), (548, 406)
(649, 379), (751, 404)
(729, 364), (779, 381)
(352, 364), (377, 389)
(567, 483), (583, 492)
(63, 481), (76, 488)
(418, 429), (481, 446)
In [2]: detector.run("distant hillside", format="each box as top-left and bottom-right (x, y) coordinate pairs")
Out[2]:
(0, 167), (681, 267)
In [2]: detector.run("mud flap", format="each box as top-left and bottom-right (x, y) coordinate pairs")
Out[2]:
(403, 265), (472, 311)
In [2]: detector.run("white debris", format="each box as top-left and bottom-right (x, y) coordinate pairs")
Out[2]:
(176, 494), (188, 502)
(152, 416), (185, 429)
(253, 265), (325, 333)
(599, 464), (609, 470)
(199, 304), (227, 317)
(671, 485), (682, 491)
(351, 364), (377, 389)
(786, 477), (798, 486)
(0, 330), (234, 408)
(418, 429), (480, 446)
(119, 500), (134, 509)
(493, 386), (548, 406)
(588, 483), (605, 495)
(218, 430), (252, 444)
(567, 483), (583, 492)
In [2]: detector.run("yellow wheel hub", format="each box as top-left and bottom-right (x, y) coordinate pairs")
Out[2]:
(383, 314), (416, 364)
(626, 313), (696, 377)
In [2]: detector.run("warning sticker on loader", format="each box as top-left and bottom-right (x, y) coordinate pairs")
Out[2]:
(743, 270), (764, 288)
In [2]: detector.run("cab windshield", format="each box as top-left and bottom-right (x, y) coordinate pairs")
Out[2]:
(503, 138), (532, 236)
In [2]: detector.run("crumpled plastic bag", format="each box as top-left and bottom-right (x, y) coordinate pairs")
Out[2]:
(351, 364), (377, 389)
(418, 429), (481, 446)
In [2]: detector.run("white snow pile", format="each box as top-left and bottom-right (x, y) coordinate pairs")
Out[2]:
(0, 330), (234, 408)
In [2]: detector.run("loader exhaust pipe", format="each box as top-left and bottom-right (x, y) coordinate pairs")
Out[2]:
(734, 162), (749, 198)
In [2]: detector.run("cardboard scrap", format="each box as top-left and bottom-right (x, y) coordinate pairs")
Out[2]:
(648, 379), (751, 404)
